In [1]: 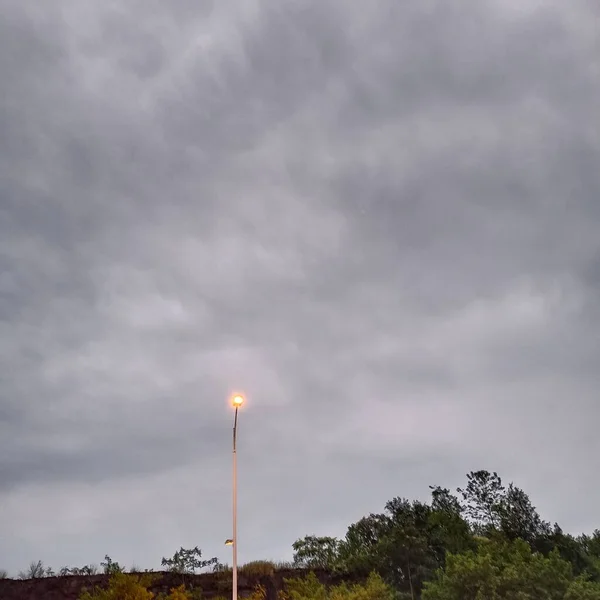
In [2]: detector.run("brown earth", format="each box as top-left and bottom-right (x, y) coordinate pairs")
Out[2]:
(0, 568), (345, 600)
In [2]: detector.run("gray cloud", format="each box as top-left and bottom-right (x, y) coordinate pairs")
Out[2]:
(0, 0), (599, 577)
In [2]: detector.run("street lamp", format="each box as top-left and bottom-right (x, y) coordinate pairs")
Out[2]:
(230, 394), (244, 600)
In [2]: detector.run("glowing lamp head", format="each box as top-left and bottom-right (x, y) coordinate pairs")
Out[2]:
(232, 394), (244, 408)
(224, 539), (234, 546)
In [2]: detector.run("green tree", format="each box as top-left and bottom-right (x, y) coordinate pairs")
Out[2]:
(422, 537), (576, 600)
(337, 513), (390, 576)
(100, 556), (124, 575)
(457, 470), (506, 534)
(499, 483), (551, 543)
(457, 470), (550, 544)
(337, 499), (439, 597)
(428, 486), (474, 562)
(292, 536), (342, 569)
(281, 571), (395, 600)
(161, 547), (217, 574)
(565, 578), (600, 600)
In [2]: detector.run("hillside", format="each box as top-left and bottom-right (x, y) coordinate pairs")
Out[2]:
(4, 471), (600, 599)
(0, 568), (340, 600)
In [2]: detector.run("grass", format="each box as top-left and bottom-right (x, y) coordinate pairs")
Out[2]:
(214, 560), (297, 579)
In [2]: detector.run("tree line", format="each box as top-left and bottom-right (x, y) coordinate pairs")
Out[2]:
(290, 469), (600, 599)
(5, 469), (600, 598)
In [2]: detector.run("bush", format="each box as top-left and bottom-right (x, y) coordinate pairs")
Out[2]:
(161, 547), (218, 575)
(18, 560), (47, 579)
(280, 571), (395, 600)
(240, 560), (276, 578)
(100, 556), (124, 575)
(79, 573), (155, 600)
(80, 573), (188, 600)
(59, 565), (99, 576)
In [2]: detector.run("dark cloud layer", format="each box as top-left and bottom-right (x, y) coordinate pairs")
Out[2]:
(1, 0), (599, 576)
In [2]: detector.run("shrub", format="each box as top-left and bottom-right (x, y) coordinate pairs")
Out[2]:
(161, 547), (218, 575)
(79, 572), (155, 600)
(18, 560), (46, 579)
(59, 565), (99, 576)
(240, 560), (276, 578)
(281, 571), (395, 600)
(100, 556), (124, 575)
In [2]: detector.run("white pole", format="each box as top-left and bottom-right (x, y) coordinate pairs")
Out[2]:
(232, 407), (238, 600)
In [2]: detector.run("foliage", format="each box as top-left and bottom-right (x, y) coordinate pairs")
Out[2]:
(18, 560), (47, 579)
(79, 572), (155, 600)
(12, 469), (600, 600)
(80, 573), (194, 600)
(456, 470), (550, 543)
(156, 584), (197, 600)
(281, 571), (395, 600)
(0, 569), (8, 579)
(212, 562), (230, 572)
(421, 537), (600, 600)
(565, 578), (600, 600)
(293, 536), (342, 569)
(291, 469), (600, 598)
(240, 560), (276, 578)
(101, 556), (124, 575)
(247, 583), (268, 600)
(160, 547), (217, 575)
(60, 565), (99, 576)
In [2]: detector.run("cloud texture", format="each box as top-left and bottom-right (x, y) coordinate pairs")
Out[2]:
(0, 0), (599, 575)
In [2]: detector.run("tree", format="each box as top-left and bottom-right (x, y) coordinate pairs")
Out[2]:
(499, 483), (551, 543)
(293, 536), (342, 570)
(427, 486), (474, 562)
(100, 556), (124, 575)
(583, 530), (600, 559)
(457, 470), (550, 545)
(18, 560), (47, 579)
(422, 537), (581, 600)
(336, 499), (440, 597)
(565, 578), (600, 600)
(337, 513), (390, 575)
(540, 525), (600, 580)
(457, 470), (506, 534)
(160, 546), (218, 575)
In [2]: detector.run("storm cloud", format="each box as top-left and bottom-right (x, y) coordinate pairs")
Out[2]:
(0, 0), (599, 576)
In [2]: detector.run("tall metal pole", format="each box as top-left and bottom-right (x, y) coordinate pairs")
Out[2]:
(232, 406), (239, 600)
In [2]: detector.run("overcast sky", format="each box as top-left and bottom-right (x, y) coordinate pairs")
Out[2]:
(1, 0), (599, 577)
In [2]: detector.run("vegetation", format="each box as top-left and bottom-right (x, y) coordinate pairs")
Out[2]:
(289, 470), (600, 599)
(59, 564), (99, 576)
(101, 555), (124, 575)
(79, 572), (167, 600)
(4, 469), (600, 599)
(18, 560), (52, 579)
(160, 547), (217, 575)
(76, 571), (395, 600)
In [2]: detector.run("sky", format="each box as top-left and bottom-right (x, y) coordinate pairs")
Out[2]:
(1, 0), (599, 578)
